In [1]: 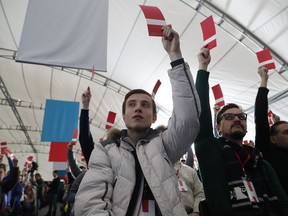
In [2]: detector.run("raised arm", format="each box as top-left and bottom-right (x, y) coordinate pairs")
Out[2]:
(195, 47), (214, 142)
(67, 142), (82, 178)
(254, 66), (270, 156)
(161, 25), (201, 164)
(79, 87), (94, 163)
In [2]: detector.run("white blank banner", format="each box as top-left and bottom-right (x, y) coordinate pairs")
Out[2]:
(16, 0), (108, 72)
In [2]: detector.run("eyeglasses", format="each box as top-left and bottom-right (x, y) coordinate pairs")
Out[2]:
(220, 113), (247, 121)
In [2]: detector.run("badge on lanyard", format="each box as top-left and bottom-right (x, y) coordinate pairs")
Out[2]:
(139, 200), (156, 216)
(242, 177), (259, 203)
(178, 177), (188, 192)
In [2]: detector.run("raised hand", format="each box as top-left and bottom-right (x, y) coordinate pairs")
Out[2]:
(82, 87), (91, 110)
(197, 46), (211, 71)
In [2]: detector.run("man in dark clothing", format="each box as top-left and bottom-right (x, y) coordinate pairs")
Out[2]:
(194, 47), (288, 216)
(35, 173), (45, 209)
(46, 170), (60, 216)
(255, 66), (288, 195)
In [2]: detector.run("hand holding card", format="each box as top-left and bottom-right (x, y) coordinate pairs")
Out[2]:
(256, 49), (275, 70)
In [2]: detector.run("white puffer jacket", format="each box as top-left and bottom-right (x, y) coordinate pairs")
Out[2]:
(75, 62), (201, 216)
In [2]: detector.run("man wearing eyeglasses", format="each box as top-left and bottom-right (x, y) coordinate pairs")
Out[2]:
(194, 47), (288, 216)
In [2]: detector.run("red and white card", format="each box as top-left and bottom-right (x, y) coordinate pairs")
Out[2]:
(5, 148), (15, 159)
(105, 111), (116, 130)
(256, 49), (275, 70)
(200, 15), (217, 50)
(211, 84), (225, 106)
(0, 142), (7, 154)
(140, 5), (166, 36)
(268, 108), (274, 126)
(152, 79), (161, 99)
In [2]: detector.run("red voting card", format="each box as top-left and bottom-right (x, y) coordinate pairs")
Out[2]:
(268, 108), (273, 126)
(140, 5), (166, 36)
(211, 84), (225, 106)
(256, 49), (275, 70)
(200, 15), (217, 50)
(152, 79), (161, 99)
(0, 142), (7, 154)
(106, 111), (116, 130)
(6, 149), (15, 159)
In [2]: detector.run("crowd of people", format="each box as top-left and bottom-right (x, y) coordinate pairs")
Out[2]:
(1, 25), (287, 216)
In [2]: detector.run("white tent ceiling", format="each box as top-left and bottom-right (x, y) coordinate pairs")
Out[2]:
(1, 0), (288, 180)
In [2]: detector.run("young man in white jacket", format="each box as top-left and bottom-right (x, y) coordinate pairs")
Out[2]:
(74, 24), (201, 216)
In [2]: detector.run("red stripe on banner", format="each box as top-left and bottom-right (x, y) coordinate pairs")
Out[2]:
(142, 199), (149, 212)
(49, 142), (68, 162)
(106, 111), (116, 130)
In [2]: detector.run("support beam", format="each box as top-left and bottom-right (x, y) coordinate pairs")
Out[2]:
(0, 75), (37, 154)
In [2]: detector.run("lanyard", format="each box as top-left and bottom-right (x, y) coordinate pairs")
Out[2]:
(234, 149), (250, 176)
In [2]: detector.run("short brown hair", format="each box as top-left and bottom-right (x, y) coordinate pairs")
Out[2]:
(122, 89), (156, 115)
(216, 103), (242, 125)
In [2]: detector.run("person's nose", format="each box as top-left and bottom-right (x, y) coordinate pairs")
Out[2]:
(134, 104), (142, 113)
(233, 115), (241, 121)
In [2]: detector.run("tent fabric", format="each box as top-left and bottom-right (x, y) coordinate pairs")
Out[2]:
(0, 0), (287, 180)
(16, 0), (108, 71)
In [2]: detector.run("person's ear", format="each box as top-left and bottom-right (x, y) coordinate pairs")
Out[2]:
(270, 136), (277, 145)
(152, 114), (157, 123)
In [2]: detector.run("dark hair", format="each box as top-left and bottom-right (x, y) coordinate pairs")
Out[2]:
(270, 121), (288, 136)
(53, 170), (58, 175)
(35, 173), (41, 178)
(216, 103), (242, 125)
(122, 89), (156, 115)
